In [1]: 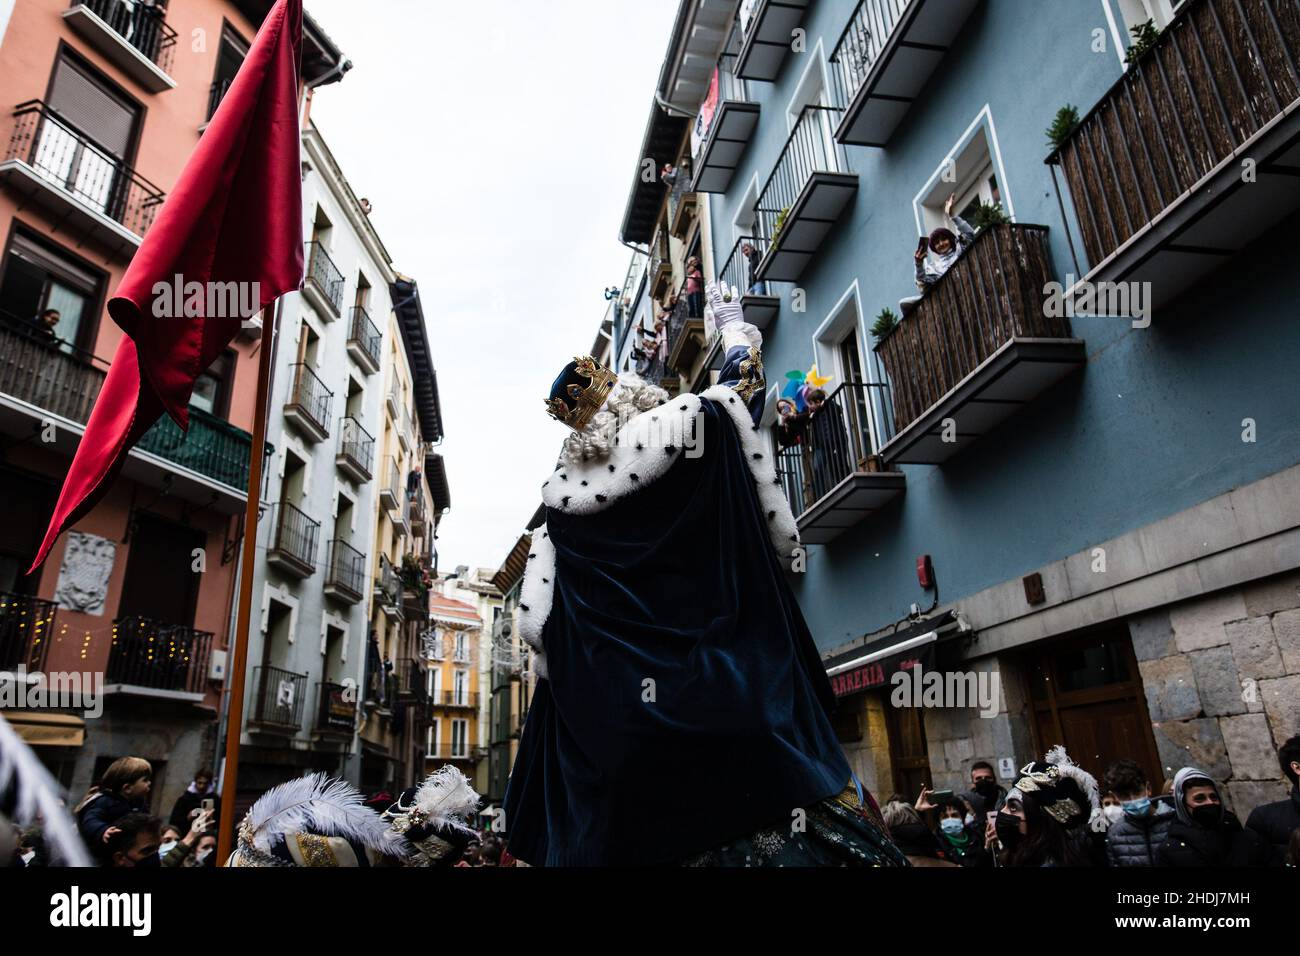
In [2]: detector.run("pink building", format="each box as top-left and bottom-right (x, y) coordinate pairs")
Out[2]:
(0, 0), (346, 819)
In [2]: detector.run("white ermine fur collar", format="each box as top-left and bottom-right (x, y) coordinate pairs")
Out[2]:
(520, 384), (800, 676)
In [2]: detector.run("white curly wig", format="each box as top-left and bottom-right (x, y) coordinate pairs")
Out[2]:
(559, 372), (669, 466)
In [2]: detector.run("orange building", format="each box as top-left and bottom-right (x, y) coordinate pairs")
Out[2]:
(0, 0), (345, 817)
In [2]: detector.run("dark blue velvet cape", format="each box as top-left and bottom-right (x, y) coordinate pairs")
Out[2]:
(502, 396), (851, 866)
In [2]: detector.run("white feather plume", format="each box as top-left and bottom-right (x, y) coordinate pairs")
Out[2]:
(0, 712), (91, 866)
(242, 771), (408, 858)
(412, 765), (480, 833)
(1045, 744), (1102, 820)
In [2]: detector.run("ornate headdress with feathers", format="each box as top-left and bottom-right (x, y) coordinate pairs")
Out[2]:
(382, 766), (481, 867)
(228, 772), (409, 867)
(0, 713), (91, 866)
(1009, 744), (1103, 832)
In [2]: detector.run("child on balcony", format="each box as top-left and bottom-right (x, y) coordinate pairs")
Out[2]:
(900, 193), (977, 316)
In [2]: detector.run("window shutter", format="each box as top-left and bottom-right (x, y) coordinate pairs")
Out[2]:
(48, 57), (138, 159)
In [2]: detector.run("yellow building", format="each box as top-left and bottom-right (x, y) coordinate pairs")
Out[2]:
(422, 589), (482, 781)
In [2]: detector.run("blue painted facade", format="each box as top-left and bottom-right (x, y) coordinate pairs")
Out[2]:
(704, 0), (1300, 651)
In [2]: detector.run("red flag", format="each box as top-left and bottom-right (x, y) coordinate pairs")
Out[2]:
(29, 0), (304, 572)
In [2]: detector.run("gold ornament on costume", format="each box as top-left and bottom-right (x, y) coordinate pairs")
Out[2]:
(545, 355), (618, 432)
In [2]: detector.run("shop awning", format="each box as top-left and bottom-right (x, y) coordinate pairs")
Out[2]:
(823, 610), (963, 698)
(4, 711), (85, 747)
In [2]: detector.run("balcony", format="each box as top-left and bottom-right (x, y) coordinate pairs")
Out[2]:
(1048, 0), (1300, 310)
(736, 0), (812, 81)
(315, 681), (357, 737)
(665, 288), (706, 375)
(693, 53), (760, 194)
(649, 231), (673, 301)
(874, 224), (1086, 465)
(829, 0), (979, 147)
(346, 306), (382, 375)
(402, 587), (429, 623)
(410, 494), (428, 536)
(755, 106), (858, 283)
(324, 538), (366, 605)
(336, 416), (374, 483)
(0, 592), (55, 673)
(718, 236), (779, 329)
(391, 490), (411, 539)
(378, 456), (402, 510)
(105, 616), (213, 702)
(395, 657), (424, 702)
(303, 241), (344, 319)
(283, 363), (332, 442)
(1, 101), (165, 254)
(205, 78), (234, 125)
(437, 691), (479, 710)
(0, 321), (254, 510)
(62, 1), (177, 93)
(250, 665), (307, 734)
(267, 501), (320, 579)
(667, 161), (699, 238)
(374, 554), (402, 621)
(776, 382), (905, 545)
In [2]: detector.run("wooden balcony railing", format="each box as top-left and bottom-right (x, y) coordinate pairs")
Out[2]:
(1049, 0), (1300, 271)
(107, 616), (213, 695)
(0, 592), (55, 673)
(874, 224), (1064, 435)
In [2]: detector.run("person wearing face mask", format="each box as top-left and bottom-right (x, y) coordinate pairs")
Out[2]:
(934, 797), (992, 867)
(189, 832), (218, 867)
(104, 813), (163, 868)
(1159, 767), (1268, 867)
(1102, 759), (1175, 867)
(961, 761), (1006, 822)
(989, 747), (1100, 867)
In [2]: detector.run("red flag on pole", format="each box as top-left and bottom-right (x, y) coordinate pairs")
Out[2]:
(28, 0), (305, 572)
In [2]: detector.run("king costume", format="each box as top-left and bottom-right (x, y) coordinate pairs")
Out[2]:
(502, 284), (906, 867)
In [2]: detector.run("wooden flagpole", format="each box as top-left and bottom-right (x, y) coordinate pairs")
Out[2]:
(216, 299), (279, 865)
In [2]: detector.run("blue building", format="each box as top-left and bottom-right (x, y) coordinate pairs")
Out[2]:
(611, 0), (1300, 813)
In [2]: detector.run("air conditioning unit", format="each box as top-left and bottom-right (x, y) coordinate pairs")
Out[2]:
(209, 650), (228, 683)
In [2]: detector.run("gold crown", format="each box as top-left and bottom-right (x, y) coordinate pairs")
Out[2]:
(545, 355), (618, 432)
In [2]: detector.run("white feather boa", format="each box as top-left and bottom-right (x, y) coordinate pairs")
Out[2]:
(521, 384), (800, 676)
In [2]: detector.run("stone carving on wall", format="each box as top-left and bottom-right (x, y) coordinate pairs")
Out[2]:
(53, 532), (117, 616)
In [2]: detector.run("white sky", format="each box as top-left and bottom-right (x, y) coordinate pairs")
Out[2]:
(304, 0), (679, 573)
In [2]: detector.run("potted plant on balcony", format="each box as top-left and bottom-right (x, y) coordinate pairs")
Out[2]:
(771, 206), (790, 244)
(968, 200), (1009, 231)
(870, 308), (903, 430)
(1124, 20), (1161, 67)
(1046, 104), (1080, 153)
(400, 553), (431, 596)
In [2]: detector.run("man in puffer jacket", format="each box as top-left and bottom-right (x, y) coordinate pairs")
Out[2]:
(1103, 759), (1175, 866)
(1158, 767), (1268, 867)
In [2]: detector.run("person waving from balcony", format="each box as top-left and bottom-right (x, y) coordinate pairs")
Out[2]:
(900, 193), (977, 316)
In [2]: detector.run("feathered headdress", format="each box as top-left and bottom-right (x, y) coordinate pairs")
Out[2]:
(382, 766), (481, 867)
(230, 772), (409, 867)
(1009, 744), (1103, 832)
(0, 713), (91, 866)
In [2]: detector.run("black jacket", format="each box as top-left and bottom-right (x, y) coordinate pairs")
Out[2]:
(1158, 811), (1268, 867)
(76, 791), (146, 858)
(168, 789), (219, 829)
(1105, 798), (1176, 866)
(1244, 786), (1300, 866)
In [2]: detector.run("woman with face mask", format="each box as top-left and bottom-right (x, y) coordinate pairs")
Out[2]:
(990, 747), (1101, 867)
(933, 797), (992, 868)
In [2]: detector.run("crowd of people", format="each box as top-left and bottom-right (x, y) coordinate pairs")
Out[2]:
(8, 733), (1298, 868)
(875, 735), (1300, 868)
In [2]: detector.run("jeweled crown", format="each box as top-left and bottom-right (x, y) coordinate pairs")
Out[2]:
(545, 355), (618, 432)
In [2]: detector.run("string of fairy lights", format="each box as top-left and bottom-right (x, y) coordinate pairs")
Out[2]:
(0, 596), (195, 669)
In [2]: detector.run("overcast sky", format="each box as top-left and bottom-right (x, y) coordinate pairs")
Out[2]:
(304, 0), (678, 573)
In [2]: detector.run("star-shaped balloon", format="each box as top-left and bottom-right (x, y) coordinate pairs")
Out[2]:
(805, 364), (833, 390)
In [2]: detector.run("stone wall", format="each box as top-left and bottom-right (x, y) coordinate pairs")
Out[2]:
(1131, 570), (1300, 820)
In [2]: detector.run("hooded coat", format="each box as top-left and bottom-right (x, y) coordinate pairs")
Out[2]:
(1158, 768), (1268, 867)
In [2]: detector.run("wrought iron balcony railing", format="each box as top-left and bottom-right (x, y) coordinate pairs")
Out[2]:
(305, 240), (345, 317)
(0, 592), (55, 673)
(137, 405), (255, 491)
(107, 616), (213, 695)
(1048, 0), (1300, 274)
(719, 236), (771, 299)
(5, 101), (166, 240)
(375, 553), (401, 607)
(251, 665), (307, 731)
(325, 538), (366, 602)
(206, 77), (234, 123)
(337, 415), (374, 480)
(438, 690), (479, 709)
(71, 0), (178, 74)
(347, 305), (382, 371)
(268, 501), (320, 576)
(396, 657), (425, 701)
(285, 362), (333, 438)
(828, 0), (908, 114)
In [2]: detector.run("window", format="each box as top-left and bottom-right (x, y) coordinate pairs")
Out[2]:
(455, 632), (468, 662)
(39, 53), (141, 217)
(915, 114), (1010, 238)
(0, 230), (104, 353)
(208, 24), (249, 121)
(191, 349), (234, 417)
(425, 720), (440, 758)
(451, 719), (468, 758)
(453, 669), (468, 706)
